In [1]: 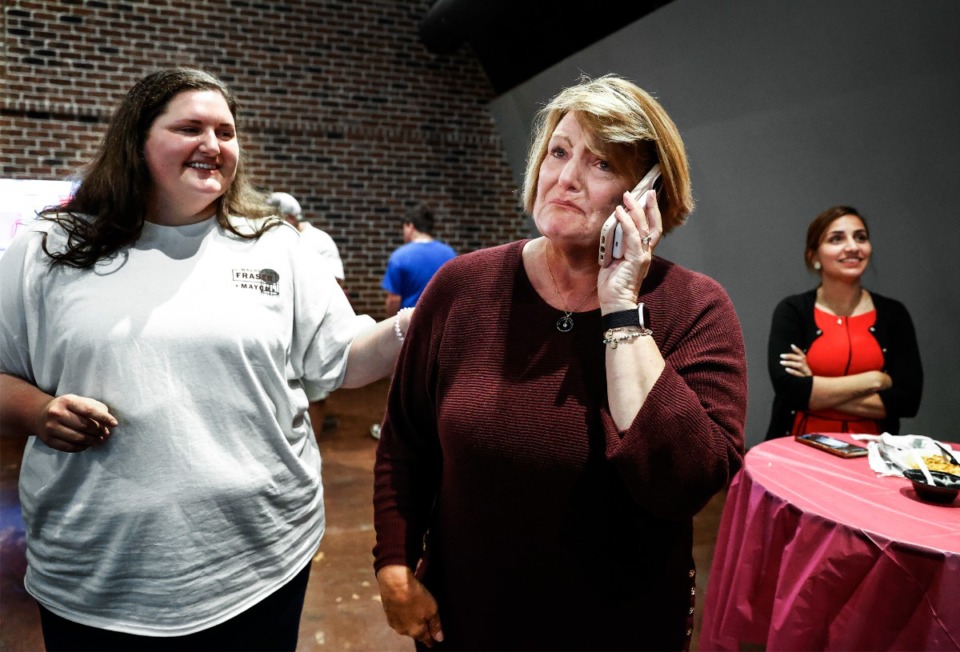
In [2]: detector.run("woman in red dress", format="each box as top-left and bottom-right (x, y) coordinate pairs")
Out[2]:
(766, 206), (923, 439)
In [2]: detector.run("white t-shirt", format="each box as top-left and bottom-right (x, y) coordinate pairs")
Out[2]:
(299, 222), (345, 281)
(0, 216), (374, 635)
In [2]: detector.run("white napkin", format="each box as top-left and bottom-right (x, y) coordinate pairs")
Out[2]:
(851, 433), (954, 478)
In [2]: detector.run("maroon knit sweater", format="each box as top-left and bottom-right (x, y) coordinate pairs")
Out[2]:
(374, 240), (746, 651)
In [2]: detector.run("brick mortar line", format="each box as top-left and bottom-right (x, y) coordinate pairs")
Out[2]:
(1, 100), (502, 146)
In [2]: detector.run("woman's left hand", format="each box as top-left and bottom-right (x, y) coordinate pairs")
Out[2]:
(597, 188), (662, 310)
(376, 565), (444, 647)
(780, 344), (812, 377)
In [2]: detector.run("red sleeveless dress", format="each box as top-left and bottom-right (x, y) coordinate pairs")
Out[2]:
(791, 307), (885, 436)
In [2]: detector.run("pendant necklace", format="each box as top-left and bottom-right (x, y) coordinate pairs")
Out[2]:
(545, 247), (597, 333)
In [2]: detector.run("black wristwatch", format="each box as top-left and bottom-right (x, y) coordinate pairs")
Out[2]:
(601, 303), (650, 331)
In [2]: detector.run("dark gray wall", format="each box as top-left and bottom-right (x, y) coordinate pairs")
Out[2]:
(489, 0), (960, 447)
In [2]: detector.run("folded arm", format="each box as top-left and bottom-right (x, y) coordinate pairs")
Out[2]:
(808, 372), (891, 413)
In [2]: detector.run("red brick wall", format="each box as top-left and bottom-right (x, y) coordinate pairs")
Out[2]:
(1, 0), (528, 318)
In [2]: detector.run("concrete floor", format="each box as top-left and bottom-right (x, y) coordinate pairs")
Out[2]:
(0, 378), (725, 651)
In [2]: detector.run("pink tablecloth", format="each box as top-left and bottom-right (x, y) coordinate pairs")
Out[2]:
(700, 435), (960, 651)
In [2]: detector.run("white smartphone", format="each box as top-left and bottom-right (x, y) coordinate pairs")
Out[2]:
(598, 164), (662, 267)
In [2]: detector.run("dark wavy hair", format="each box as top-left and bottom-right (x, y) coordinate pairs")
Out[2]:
(41, 67), (277, 268)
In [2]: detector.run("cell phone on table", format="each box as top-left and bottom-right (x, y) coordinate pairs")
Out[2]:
(795, 433), (869, 458)
(599, 164), (661, 267)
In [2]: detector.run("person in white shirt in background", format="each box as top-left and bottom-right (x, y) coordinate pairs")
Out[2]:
(266, 191), (345, 285)
(267, 191), (348, 435)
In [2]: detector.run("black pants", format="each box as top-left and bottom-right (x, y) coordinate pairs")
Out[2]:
(38, 562), (312, 652)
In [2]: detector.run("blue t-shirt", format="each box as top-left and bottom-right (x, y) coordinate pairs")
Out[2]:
(381, 240), (457, 308)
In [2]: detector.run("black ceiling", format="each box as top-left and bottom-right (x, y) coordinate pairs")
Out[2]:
(419, 0), (673, 95)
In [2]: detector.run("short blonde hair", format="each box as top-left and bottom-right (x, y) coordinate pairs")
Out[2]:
(521, 74), (694, 234)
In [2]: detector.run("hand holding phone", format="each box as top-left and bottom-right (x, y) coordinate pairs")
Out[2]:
(598, 164), (661, 267)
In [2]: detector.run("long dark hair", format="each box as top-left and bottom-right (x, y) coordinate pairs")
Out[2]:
(41, 67), (277, 268)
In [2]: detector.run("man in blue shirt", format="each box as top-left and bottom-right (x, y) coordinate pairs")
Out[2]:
(371, 205), (456, 440)
(381, 204), (457, 316)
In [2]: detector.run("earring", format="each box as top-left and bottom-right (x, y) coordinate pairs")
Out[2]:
(813, 261), (821, 270)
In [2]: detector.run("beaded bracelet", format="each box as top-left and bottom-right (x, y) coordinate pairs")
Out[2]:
(602, 326), (653, 349)
(394, 307), (414, 342)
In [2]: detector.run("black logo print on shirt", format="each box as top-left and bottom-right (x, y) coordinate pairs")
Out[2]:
(232, 268), (280, 295)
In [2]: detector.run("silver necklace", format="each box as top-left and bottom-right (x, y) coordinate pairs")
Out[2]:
(545, 247), (596, 333)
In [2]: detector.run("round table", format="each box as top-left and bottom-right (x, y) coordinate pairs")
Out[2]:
(700, 434), (960, 651)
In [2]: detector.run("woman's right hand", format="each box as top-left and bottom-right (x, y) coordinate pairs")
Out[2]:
(780, 344), (812, 377)
(376, 564), (444, 647)
(597, 188), (663, 312)
(35, 394), (117, 453)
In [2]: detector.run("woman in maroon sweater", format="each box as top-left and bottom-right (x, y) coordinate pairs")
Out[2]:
(373, 75), (747, 651)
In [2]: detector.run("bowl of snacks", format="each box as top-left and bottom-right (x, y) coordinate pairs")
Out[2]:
(902, 469), (960, 504)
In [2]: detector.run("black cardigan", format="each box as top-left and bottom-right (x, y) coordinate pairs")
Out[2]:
(765, 288), (923, 439)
